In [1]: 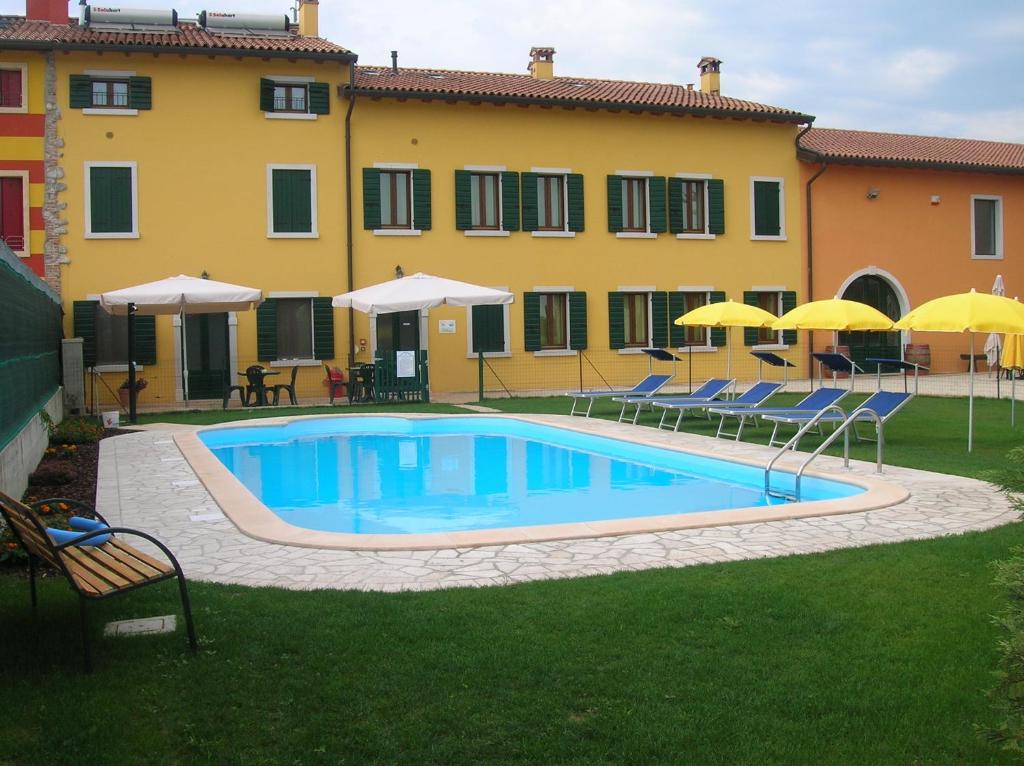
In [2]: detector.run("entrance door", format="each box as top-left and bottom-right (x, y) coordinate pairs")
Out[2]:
(184, 313), (230, 399)
(838, 275), (902, 368)
(376, 310), (421, 353)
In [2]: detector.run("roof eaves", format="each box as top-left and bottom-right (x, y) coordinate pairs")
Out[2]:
(797, 147), (1024, 175)
(343, 85), (814, 124)
(0, 35), (357, 62)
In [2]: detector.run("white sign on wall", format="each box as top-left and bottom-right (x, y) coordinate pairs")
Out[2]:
(438, 319), (456, 334)
(396, 350), (416, 378)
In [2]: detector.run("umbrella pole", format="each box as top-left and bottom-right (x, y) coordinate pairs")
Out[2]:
(727, 327), (733, 398)
(969, 334), (975, 453)
(1013, 372), (1017, 428)
(127, 302), (137, 424)
(180, 309), (190, 407)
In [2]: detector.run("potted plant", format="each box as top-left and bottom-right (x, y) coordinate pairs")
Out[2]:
(118, 377), (148, 410)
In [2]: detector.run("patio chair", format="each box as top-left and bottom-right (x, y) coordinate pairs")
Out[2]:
(650, 380), (783, 432)
(714, 387), (850, 441)
(244, 365), (267, 406)
(612, 378), (733, 425)
(0, 492), (197, 672)
(324, 364), (347, 404)
(270, 366), (299, 406)
(566, 373), (673, 418)
(761, 390), (914, 449)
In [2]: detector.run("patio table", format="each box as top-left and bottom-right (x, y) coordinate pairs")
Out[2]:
(238, 369), (280, 406)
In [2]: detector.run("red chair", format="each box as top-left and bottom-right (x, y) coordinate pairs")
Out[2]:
(324, 364), (347, 404)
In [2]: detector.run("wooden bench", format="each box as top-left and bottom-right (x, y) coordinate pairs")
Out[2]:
(0, 491), (197, 671)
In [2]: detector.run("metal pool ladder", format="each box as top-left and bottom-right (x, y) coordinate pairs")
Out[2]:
(764, 405), (884, 501)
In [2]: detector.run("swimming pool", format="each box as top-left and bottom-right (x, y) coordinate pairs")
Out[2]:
(196, 416), (864, 539)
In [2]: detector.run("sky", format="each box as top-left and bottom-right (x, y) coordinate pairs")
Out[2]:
(4, 0), (1023, 142)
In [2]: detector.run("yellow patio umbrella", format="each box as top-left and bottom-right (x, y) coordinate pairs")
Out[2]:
(894, 289), (1024, 451)
(1000, 303), (1024, 428)
(674, 299), (778, 381)
(771, 297), (894, 331)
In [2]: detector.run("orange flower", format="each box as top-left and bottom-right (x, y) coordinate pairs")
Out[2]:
(6, 543), (17, 550)
(58, 503), (69, 511)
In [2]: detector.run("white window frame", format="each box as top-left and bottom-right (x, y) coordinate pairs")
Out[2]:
(463, 165), (510, 237)
(675, 285), (716, 352)
(750, 286), (788, 350)
(465, 286), (512, 358)
(615, 284), (655, 354)
(267, 291), (320, 365)
(530, 167), (574, 238)
(970, 194), (1003, 260)
(373, 162), (422, 236)
(0, 62), (28, 114)
(266, 164), (318, 239)
(0, 169), (30, 257)
(84, 161), (139, 239)
(532, 285), (577, 356)
(615, 170), (656, 239)
(674, 172), (715, 240)
(749, 176), (787, 241)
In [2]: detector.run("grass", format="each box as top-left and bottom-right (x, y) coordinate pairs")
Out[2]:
(2, 524), (1020, 764)
(135, 401), (467, 426)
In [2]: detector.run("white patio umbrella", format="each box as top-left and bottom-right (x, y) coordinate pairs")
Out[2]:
(100, 275), (263, 419)
(333, 272), (514, 401)
(984, 274), (1005, 372)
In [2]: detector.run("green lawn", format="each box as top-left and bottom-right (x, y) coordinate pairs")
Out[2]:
(2, 524), (1020, 764)
(135, 401), (466, 426)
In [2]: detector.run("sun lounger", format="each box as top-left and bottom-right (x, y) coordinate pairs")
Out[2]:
(761, 390), (914, 448)
(714, 387), (850, 441)
(567, 373), (673, 417)
(651, 380), (783, 431)
(611, 378), (733, 424)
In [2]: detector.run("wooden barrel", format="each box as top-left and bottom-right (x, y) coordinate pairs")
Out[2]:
(824, 345), (851, 379)
(904, 343), (930, 374)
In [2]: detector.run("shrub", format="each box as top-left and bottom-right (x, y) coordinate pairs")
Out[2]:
(50, 416), (104, 445)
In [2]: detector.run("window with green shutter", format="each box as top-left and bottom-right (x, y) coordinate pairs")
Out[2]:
(524, 292), (584, 351)
(650, 291), (668, 347)
(87, 165), (135, 237)
(269, 167), (315, 236)
(472, 304), (506, 353)
(412, 169), (431, 230)
(523, 292), (541, 351)
(606, 175), (624, 233)
(73, 300), (155, 366)
(607, 292), (625, 349)
(648, 177), (667, 234)
(781, 291), (797, 346)
(362, 168), (381, 230)
(669, 291), (713, 347)
(708, 291), (727, 347)
(568, 292), (587, 350)
(752, 178), (783, 238)
(73, 300), (98, 367)
(312, 297), (335, 359)
(260, 78), (330, 115)
(456, 170), (505, 232)
(501, 171), (520, 232)
(521, 172), (539, 232)
(256, 300), (278, 361)
(567, 173), (584, 233)
(742, 290), (791, 345)
(708, 179), (725, 235)
(669, 178), (720, 235)
(69, 74), (151, 110)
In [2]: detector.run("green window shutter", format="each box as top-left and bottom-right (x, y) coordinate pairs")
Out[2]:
(668, 291), (686, 347)
(272, 169), (312, 234)
(312, 297), (334, 360)
(520, 172), (538, 232)
(607, 291), (625, 349)
(128, 76), (152, 110)
(754, 180), (780, 236)
(69, 74), (92, 109)
(742, 291), (759, 346)
(708, 179), (725, 235)
(569, 292), (588, 350)
(308, 82), (330, 115)
(73, 300), (97, 367)
(567, 173), (585, 233)
(668, 178), (684, 234)
(89, 166), (133, 234)
(710, 290), (728, 347)
(259, 78), (275, 112)
(472, 304), (504, 353)
(501, 171), (520, 232)
(135, 315), (156, 365)
(523, 292), (541, 351)
(649, 177), (667, 234)
(256, 299), (278, 361)
(454, 170), (472, 231)
(606, 175), (623, 233)
(650, 291), (668, 348)
(362, 168), (381, 230)
(412, 169), (431, 230)
(781, 291), (797, 346)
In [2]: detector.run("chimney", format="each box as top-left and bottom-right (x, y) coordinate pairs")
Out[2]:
(297, 0), (318, 37)
(26, 0), (68, 23)
(528, 47), (555, 80)
(698, 56), (722, 95)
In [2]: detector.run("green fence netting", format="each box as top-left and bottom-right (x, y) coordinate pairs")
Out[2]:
(0, 244), (62, 450)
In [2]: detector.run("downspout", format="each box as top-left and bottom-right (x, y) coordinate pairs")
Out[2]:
(344, 65), (357, 367)
(797, 122), (827, 376)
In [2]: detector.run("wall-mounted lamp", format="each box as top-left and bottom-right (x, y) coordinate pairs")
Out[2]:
(394, 264), (404, 279)
(866, 187), (880, 200)
(200, 270), (210, 280)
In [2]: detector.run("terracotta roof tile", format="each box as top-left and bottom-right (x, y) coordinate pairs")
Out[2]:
(352, 66), (812, 123)
(800, 127), (1024, 172)
(0, 16), (352, 58)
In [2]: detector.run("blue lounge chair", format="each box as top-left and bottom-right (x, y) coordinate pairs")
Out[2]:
(567, 373), (673, 418)
(612, 378), (733, 424)
(761, 390), (913, 448)
(715, 387), (850, 441)
(651, 380), (783, 432)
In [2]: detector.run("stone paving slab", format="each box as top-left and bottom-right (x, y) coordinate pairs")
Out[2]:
(96, 416), (1017, 593)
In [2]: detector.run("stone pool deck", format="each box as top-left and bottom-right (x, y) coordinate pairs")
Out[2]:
(97, 416), (1016, 592)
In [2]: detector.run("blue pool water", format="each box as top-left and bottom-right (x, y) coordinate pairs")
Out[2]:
(199, 417), (862, 535)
